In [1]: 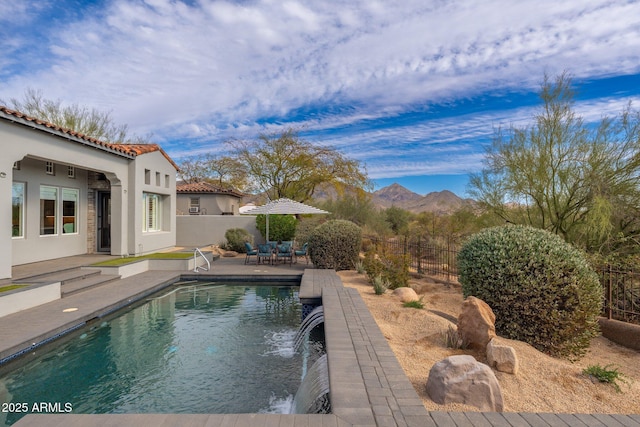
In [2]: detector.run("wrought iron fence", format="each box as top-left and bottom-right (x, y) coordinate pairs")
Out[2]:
(599, 265), (640, 324)
(364, 236), (460, 283)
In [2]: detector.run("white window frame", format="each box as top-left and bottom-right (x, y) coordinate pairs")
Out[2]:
(12, 182), (25, 238)
(67, 166), (75, 178)
(143, 193), (162, 232)
(45, 161), (55, 175)
(40, 185), (58, 236)
(62, 188), (79, 234)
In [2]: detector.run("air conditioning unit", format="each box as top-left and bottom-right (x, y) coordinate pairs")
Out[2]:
(189, 207), (200, 214)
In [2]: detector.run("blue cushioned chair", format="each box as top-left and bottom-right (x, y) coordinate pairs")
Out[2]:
(257, 244), (273, 265)
(294, 242), (309, 264)
(275, 243), (293, 266)
(244, 242), (258, 264)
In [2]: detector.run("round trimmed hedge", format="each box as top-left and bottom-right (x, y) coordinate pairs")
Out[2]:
(309, 220), (362, 271)
(457, 225), (602, 359)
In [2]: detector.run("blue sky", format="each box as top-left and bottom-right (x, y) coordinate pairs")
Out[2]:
(2, 0), (640, 197)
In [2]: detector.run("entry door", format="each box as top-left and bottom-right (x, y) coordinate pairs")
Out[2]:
(97, 192), (111, 252)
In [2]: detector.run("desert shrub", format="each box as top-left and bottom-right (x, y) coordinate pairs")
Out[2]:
(256, 214), (297, 242)
(309, 220), (362, 270)
(372, 275), (388, 295)
(224, 228), (253, 253)
(457, 224), (602, 359)
(381, 253), (410, 290)
(403, 298), (424, 309)
(583, 364), (631, 393)
(295, 216), (325, 246)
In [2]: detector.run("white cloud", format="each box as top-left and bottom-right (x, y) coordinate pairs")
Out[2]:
(4, 0), (640, 183)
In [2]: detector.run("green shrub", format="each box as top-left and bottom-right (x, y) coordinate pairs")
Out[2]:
(381, 253), (410, 290)
(224, 228), (253, 253)
(403, 298), (424, 309)
(309, 220), (362, 270)
(256, 214), (297, 242)
(372, 275), (388, 295)
(457, 225), (602, 359)
(583, 364), (630, 393)
(363, 249), (384, 283)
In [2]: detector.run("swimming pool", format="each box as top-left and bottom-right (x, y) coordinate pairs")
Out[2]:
(0, 282), (324, 425)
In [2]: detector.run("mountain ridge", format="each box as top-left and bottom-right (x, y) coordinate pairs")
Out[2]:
(372, 183), (474, 214)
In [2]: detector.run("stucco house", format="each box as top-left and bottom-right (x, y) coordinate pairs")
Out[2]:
(176, 181), (244, 215)
(1, 107), (178, 280)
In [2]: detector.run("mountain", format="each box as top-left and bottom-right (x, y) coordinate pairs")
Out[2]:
(372, 183), (423, 208)
(243, 182), (474, 215)
(373, 183), (475, 214)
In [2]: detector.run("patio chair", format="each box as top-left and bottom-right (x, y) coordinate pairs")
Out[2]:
(294, 242), (309, 264)
(257, 244), (273, 265)
(244, 242), (258, 264)
(274, 242), (293, 266)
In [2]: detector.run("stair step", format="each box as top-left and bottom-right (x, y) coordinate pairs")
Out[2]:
(61, 274), (121, 297)
(23, 268), (101, 285)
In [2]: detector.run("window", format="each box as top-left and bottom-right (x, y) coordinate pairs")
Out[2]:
(144, 169), (151, 185)
(45, 162), (55, 175)
(13, 161), (21, 170)
(40, 186), (57, 235)
(155, 172), (161, 186)
(12, 183), (25, 238)
(67, 166), (75, 178)
(143, 193), (162, 232)
(165, 174), (170, 188)
(62, 188), (78, 234)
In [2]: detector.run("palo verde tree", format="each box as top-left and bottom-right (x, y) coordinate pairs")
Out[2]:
(2, 88), (147, 143)
(469, 72), (640, 256)
(177, 153), (249, 191)
(228, 128), (370, 202)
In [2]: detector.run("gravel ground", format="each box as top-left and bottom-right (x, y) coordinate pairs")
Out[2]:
(338, 270), (640, 414)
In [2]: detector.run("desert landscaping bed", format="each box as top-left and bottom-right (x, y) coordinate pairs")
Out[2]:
(337, 270), (640, 414)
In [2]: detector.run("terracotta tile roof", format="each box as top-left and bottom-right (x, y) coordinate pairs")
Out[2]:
(0, 106), (178, 170)
(111, 143), (179, 170)
(177, 181), (244, 198)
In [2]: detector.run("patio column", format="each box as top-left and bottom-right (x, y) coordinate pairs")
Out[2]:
(105, 173), (129, 256)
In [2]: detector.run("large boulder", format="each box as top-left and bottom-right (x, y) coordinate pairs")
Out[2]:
(426, 355), (504, 412)
(393, 287), (419, 302)
(457, 296), (496, 349)
(487, 338), (519, 374)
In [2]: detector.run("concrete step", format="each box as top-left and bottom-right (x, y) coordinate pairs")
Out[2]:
(61, 274), (121, 298)
(18, 268), (101, 285)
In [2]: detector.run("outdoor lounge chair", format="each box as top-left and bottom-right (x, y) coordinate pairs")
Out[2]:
(275, 243), (293, 266)
(294, 242), (309, 264)
(244, 242), (258, 264)
(257, 244), (273, 265)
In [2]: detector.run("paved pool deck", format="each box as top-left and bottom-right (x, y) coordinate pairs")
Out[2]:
(2, 255), (639, 427)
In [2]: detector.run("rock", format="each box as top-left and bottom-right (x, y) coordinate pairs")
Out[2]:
(222, 251), (238, 257)
(487, 338), (519, 374)
(393, 287), (419, 302)
(426, 355), (504, 412)
(457, 296), (496, 349)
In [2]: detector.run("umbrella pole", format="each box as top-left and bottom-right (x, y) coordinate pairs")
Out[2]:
(266, 214), (270, 243)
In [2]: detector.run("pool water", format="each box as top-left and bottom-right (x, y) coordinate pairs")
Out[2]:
(0, 283), (318, 425)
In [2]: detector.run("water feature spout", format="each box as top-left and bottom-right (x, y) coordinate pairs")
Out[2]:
(292, 354), (330, 414)
(293, 306), (324, 351)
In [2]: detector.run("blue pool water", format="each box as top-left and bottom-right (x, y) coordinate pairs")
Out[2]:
(0, 283), (319, 426)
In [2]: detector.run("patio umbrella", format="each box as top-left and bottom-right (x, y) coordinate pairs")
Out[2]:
(242, 198), (329, 242)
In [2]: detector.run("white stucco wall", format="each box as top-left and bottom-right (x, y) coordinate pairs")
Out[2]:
(0, 121), (130, 278)
(128, 150), (177, 255)
(0, 117), (177, 278)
